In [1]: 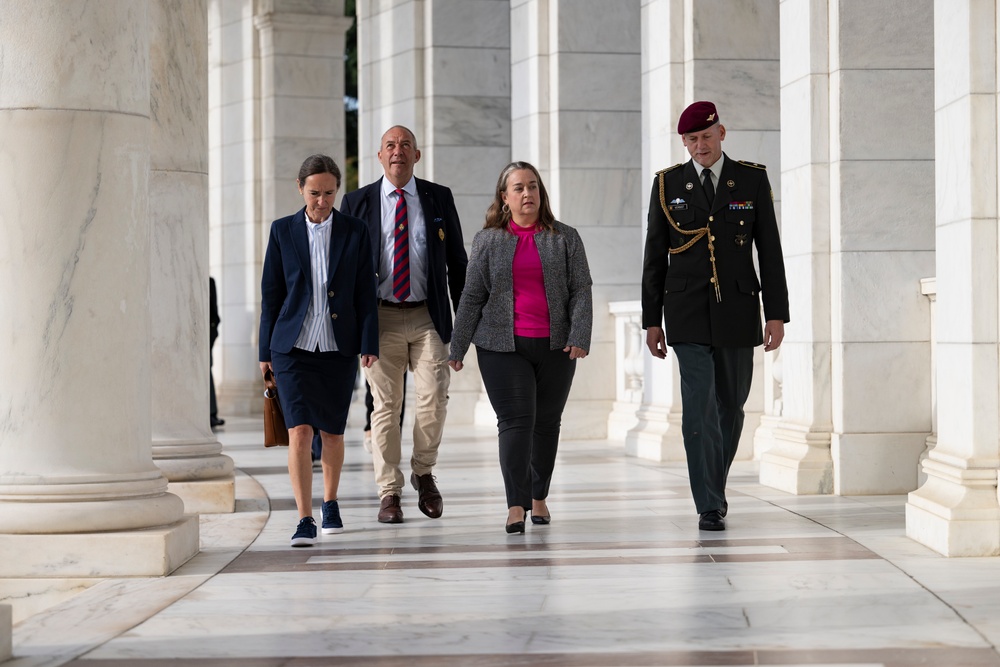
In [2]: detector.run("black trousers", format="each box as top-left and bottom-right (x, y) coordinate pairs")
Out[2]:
(477, 337), (576, 510)
(671, 343), (753, 515)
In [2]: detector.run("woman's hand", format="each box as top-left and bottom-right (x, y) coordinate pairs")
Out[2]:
(564, 346), (587, 360)
(361, 354), (378, 369)
(449, 360), (464, 372)
(259, 361), (273, 377)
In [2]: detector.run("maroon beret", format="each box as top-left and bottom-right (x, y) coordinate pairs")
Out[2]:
(677, 101), (720, 135)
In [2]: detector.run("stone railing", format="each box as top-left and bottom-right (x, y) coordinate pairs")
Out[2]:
(919, 277), (937, 487)
(606, 300), (644, 443)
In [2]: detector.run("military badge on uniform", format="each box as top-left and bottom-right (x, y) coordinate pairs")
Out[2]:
(438, 229), (445, 240)
(735, 234), (748, 247)
(685, 182), (694, 190)
(729, 201), (753, 210)
(668, 197), (688, 211)
(727, 180), (735, 188)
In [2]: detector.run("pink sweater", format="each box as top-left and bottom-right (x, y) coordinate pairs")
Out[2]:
(509, 221), (550, 337)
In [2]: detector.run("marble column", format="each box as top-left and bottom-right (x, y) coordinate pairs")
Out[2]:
(631, 0), (779, 459)
(150, 0), (235, 514)
(762, 0), (935, 495)
(0, 0), (198, 577)
(510, 0), (642, 438)
(209, 0), (261, 418)
(357, 0), (511, 423)
(759, 0), (833, 491)
(906, 0), (1000, 557)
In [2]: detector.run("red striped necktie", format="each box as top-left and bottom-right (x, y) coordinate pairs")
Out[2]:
(392, 188), (410, 301)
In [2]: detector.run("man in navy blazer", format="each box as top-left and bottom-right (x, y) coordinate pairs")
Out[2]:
(341, 125), (467, 524)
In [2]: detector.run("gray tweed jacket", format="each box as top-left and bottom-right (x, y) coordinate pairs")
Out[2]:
(449, 220), (593, 361)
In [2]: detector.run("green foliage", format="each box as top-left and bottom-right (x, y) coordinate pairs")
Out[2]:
(344, 0), (358, 191)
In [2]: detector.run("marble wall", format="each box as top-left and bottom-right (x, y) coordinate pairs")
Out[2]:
(507, 0), (642, 437)
(209, 0), (351, 416)
(357, 0), (512, 421)
(628, 0), (779, 459)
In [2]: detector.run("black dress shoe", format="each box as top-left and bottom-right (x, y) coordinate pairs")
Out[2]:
(530, 513), (551, 525)
(210, 416), (225, 428)
(698, 509), (726, 531)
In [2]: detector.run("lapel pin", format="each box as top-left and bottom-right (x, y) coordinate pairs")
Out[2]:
(685, 182), (694, 190)
(438, 229), (445, 241)
(727, 180), (735, 187)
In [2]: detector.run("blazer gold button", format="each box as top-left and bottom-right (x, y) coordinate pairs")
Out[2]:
(740, 220), (745, 225)
(708, 215), (714, 222)
(710, 277), (716, 283)
(331, 313), (338, 320)
(328, 290), (334, 297)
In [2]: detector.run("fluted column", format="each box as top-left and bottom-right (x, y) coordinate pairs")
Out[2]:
(906, 0), (1000, 556)
(150, 0), (235, 513)
(0, 0), (198, 577)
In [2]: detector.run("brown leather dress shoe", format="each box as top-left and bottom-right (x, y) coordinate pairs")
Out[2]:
(377, 494), (403, 523)
(410, 472), (443, 518)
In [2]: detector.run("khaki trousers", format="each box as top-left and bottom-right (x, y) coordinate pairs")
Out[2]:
(363, 304), (450, 499)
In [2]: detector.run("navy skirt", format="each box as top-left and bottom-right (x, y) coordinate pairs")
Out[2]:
(271, 347), (357, 434)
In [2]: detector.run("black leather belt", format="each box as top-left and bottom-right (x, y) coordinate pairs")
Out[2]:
(378, 299), (427, 309)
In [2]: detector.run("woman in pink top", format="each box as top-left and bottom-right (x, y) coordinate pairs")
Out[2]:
(449, 162), (593, 534)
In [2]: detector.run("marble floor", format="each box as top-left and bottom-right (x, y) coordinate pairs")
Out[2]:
(5, 406), (1000, 667)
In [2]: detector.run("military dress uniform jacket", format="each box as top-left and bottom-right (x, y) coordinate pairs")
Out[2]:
(641, 154), (789, 348)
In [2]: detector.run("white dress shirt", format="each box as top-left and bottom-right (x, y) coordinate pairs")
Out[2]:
(293, 213), (339, 352)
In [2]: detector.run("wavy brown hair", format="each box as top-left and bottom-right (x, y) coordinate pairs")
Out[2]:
(484, 161), (557, 232)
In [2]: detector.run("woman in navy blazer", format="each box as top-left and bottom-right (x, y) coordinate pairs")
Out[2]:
(259, 155), (379, 547)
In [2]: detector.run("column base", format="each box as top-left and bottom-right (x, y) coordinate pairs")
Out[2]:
(831, 432), (925, 494)
(753, 413), (781, 459)
(168, 475), (236, 514)
(561, 400), (611, 439)
(906, 456), (1000, 557)
(0, 604), (10, 662)
(759, 422), (833, 494)
(0, 516), (199, 577)
(606, 400), (640, 444)
(219, 378), (262, 417)
(624, 406), (684, 461)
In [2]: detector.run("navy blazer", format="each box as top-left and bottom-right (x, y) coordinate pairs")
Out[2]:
(340, 177), (468, 344)
(258, 207), (379, 361)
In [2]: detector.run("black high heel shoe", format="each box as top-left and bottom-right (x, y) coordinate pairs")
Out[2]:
(505, 519), (525, 534)
(506, 510), (526, 534)
(530, 513), (550, 525)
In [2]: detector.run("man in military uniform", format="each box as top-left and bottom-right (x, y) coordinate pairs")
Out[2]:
(641, 101), (789, 531)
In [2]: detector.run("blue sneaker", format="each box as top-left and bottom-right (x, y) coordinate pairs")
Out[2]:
(290, 517), (317, 547)
(322, 500), (344, 535)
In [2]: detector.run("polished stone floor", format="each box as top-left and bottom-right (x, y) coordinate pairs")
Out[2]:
(6, 406), (1000, 666)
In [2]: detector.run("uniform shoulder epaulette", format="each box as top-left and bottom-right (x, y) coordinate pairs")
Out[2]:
(737, 160), (767, 170)
(656, 163), (683, 177)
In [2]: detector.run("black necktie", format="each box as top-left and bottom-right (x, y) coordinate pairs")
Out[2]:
(702, 168), (715, 205)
